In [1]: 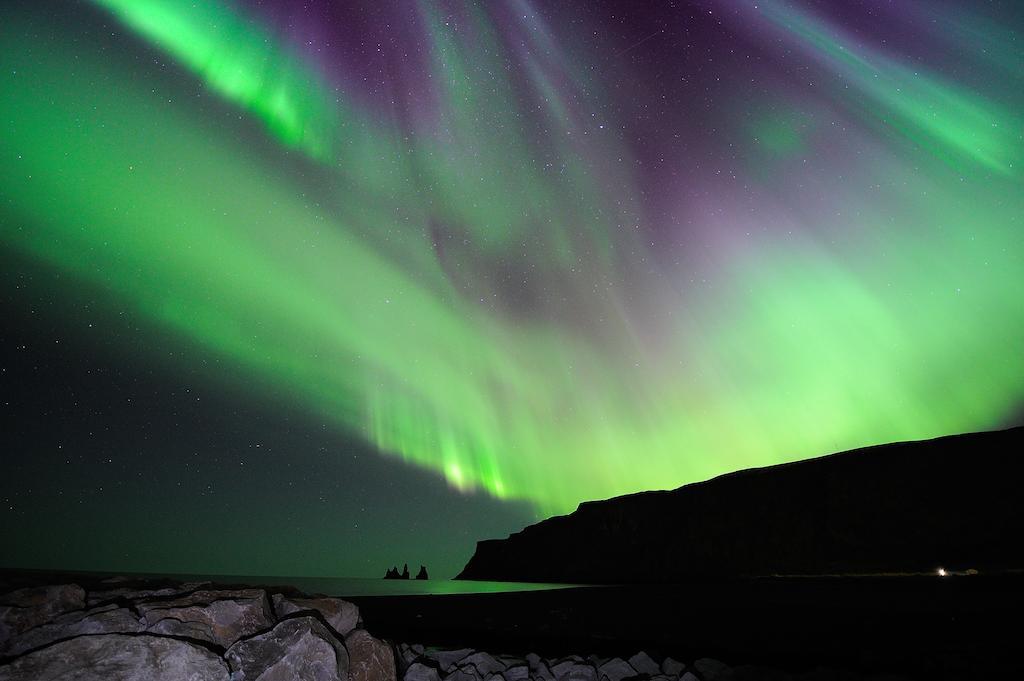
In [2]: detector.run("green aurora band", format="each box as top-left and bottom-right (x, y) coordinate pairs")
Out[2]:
(755, 1), (1023, 176)
(1, 0), (1022, 515)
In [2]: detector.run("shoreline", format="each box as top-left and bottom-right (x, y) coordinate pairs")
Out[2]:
(3, 570), (1022, 679)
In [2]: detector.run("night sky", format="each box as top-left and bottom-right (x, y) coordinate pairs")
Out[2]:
(2, 0), (1022, 578)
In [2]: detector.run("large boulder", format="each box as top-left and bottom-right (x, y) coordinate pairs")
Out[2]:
(406, 662), (443, 681)
(525, 653), (555, 681)
(346, 628), (396, 681)
(424, 648), (474, 672)
(627, 653), (660, 677)
(226, 616), (348, 681)
(554, 663), (597, 681)
(1, 603), (143, 656)
(497, 656), (525, 668)
(503, 664), (529, 681)
(460, 652), (506, 676)
(445, 668), (480, 681)
(396, 643), (422, 671)
(272, 594), (360, 637)
(527, 659), (555, 681)
(598, 658), (637, 681)
(0, 633), (229, 680)
(0, 584), (86, 643)
(138, 589), (273, 648)
(661, 659), (686, 677)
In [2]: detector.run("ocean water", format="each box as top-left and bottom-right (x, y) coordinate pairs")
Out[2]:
(168, 574), (577, 597)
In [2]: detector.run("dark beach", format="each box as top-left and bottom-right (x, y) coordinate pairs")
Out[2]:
(350, 574), (1024, 679)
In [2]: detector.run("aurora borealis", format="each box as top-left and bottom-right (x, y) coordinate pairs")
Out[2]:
(2, 0), (1023, 576)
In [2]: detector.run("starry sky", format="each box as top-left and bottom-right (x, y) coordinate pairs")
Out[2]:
(2, 0), (1022, 578)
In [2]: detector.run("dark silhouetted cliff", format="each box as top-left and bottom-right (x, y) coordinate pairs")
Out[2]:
(457, 427), (1024, 583)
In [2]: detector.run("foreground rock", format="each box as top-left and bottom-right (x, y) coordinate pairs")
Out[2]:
(405, 662), (442, 681)
(138, 588), (274, 648)
(347, 629), (397, 681)
(272, 593), (361, 637)
(1, 603), (143, 656)
(226, 616), (349, 681)
(0, 585), (85, 642)
(0, 634), (229, 681)
(0, 579), (386, 681)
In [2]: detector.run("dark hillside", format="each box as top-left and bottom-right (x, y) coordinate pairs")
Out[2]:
(458, 428), (1024, 582)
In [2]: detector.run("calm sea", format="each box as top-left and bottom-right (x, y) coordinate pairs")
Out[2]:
(165, 574), (576, 597)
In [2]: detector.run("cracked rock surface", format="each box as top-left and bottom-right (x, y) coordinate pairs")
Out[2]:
(0, 579), (390, 681)
(0, 633), (230, 681)
(226, 615), (348, 681)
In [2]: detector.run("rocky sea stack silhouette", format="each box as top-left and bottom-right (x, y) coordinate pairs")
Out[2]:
(385, 563), (428, 580)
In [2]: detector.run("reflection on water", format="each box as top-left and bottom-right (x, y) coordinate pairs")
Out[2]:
(189, 574), (576, 597)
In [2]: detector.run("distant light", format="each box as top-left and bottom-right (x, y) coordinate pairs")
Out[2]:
(937, 567), (948, 577)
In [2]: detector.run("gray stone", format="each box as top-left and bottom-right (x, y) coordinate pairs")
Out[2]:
(661, 659), (686, 677)
(86, 582), (210, 607)
(425, 648), (475, 672)
(0, 633), (229, 681)
(406, 662), (443, 681)
(1, 603), (144, 656)
(346, 628), (397, 681)
(598, 658), (637, 681)
(552, 662), (574, 678)
(527, 657), (555, 681)
(461, 652), (507, 676)
(559, 663), (597, 681)
(551, 656), (582, 669)
(680, 674), (699, 681)
(0, 584), (85, 611)
(272, 593), (360, 637)
(551, 661), (577, 679)
(627, 653), (660, 676)
(398, 643), (422, 669)
(445, 668), (480, 681)
(463, 666), (487, 680)
(693, 659), (729, 681)
(0, 584), (86, 643)
(504, 664), (530, 681)
(226, 616), (348, 681)
(139, 589), (274, 648)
